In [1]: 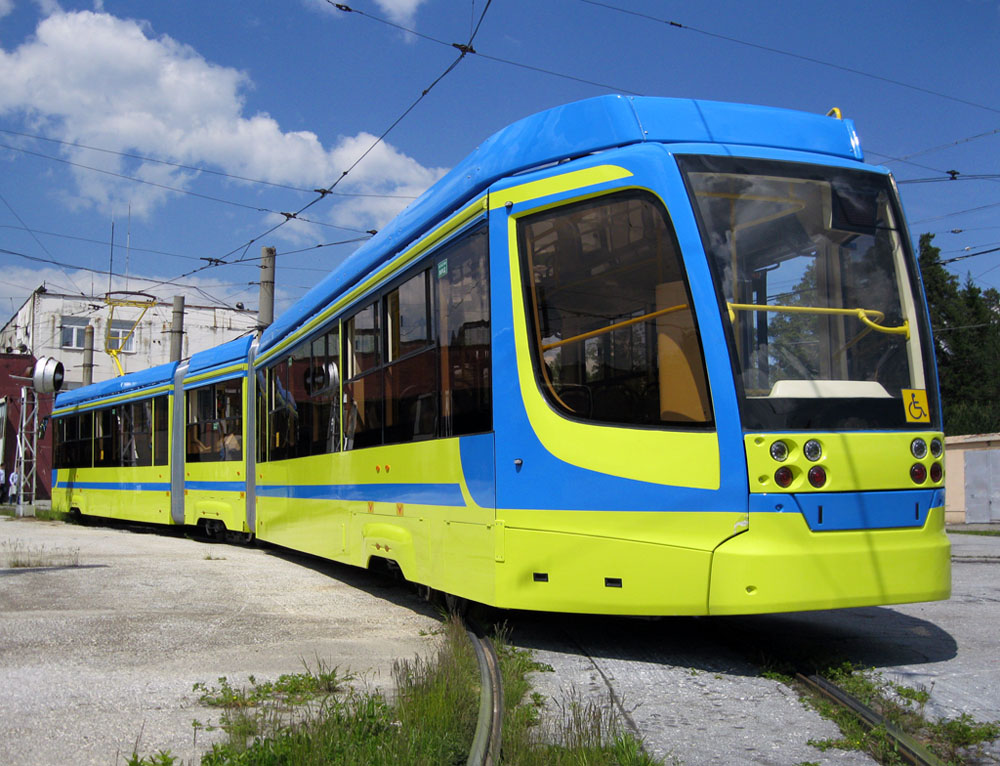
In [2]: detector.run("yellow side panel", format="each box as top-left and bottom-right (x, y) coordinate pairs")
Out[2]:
(183, 460), (248, 532)
(55, 466), (172, 524)
(499, 509), (748, 553)
(496, 527), (712, 615)
(709, 506), (951, 615)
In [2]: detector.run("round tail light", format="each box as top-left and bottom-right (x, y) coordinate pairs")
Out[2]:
(774, 466), (793, 488)
(807, 465), (827, 488)
(930, 462), (943, 482)
(910, 463), (927, 484)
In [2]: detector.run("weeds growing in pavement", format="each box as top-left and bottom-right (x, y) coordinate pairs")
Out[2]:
(949, 528), (1000, 537)
(800, 662), (1000, 765)
(128, 613), (665, 765)
(0, 539), (79, 568)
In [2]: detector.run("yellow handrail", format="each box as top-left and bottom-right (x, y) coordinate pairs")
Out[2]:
(727, 302), (909, 339)
(541, 304), (689, 352)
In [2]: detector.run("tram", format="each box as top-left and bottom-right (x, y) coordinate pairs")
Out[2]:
(51, 95), (950, 615)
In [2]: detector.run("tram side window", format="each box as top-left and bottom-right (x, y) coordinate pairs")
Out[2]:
(438, 228), (491, 437)
(94, 407), (119, 467)
(385, 269), (438, 444)
(153, 395), (169, 466)
(53, 416), (69, 468)
(296, 326), (341, 457)
(116, 400), (153, 467)
(344, 302), (384, 449)
(262, 324), (342, 463)
(186, 380), (243, 463)
(518, 192), (712, 427)
(54, 413), (94, 469)
(78, 411), (93, 467)
(266, 358), (297, 461)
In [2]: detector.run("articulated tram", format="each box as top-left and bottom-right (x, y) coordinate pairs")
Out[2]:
(51, 96), (950, 615)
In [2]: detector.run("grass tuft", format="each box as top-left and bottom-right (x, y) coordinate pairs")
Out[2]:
(800, 662), (1000, 765)
(0, 539), (80, 568)
(130, 614), (669, 765)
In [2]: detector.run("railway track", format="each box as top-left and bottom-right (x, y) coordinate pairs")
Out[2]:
(796, 673), (948, 766)
(503, 610), (970, 766)
(465, 624), (504, 766)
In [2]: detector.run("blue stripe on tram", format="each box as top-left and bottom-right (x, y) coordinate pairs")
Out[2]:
(256, 482), (466, 507)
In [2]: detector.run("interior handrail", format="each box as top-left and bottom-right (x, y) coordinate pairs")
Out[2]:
(727, 302), (909, 338)
(541, 304), (689, 352)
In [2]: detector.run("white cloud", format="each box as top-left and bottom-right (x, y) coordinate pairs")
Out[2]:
(0, 264), (291, 317)
(372, 0), (426, 26)
(32, 0), (61, 16)
(0, 0), (14, 20)
(307, 0), (427, 27)
(0, 10), (444, 226)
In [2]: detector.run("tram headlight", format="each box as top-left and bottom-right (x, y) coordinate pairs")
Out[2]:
(803, 439), (822, 462)
(910, 438), (928, 459)
(910, 463), (927, 484)
(930, 462), (943, 482)
(930, 438), (943, 458)
(769, 440), (789, 462)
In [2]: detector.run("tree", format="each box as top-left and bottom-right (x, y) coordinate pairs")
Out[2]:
(919, 233), (1000, 434)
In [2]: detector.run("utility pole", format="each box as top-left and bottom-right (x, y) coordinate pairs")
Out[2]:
(169, 295), (185, 362)
(82, 325), (95, 386)
(258, 246), (275, 331)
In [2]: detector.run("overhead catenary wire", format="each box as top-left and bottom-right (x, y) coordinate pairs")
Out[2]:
(0, 140), (375, 236)
(173, 0), (495, 282)
(0, 191), (89, 298)
(328, 2), (640, 95)
(577, 0), (1000, 117)
(0, 127), (420, 200)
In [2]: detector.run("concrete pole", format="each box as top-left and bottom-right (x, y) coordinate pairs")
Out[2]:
(169, 295), (185, 362)
(259, 246), (275, 330)
(82, 325), (95, 386)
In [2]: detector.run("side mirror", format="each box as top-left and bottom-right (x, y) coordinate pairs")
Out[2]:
(32, 356), (65, 394)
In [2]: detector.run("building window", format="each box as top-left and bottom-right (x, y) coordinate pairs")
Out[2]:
(107, 319), (136, 353)
(61, 317), (90, 350)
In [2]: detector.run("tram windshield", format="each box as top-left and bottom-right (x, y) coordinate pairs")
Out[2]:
(680, 155), (937, 430)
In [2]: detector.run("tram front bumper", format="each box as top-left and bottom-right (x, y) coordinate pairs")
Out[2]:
(707, 506), (951, 615)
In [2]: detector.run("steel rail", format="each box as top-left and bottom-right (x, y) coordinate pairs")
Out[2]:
(796, 673), (947, 766)
(466, 627), (503, 766)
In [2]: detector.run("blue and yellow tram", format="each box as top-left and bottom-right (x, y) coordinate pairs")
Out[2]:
(52, 95), (950, 615)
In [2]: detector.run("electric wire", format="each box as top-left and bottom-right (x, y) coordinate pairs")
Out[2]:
(179, 0), (494, 278)
(0, 245), (250, 305)
(0, 126), (420, 200)
(578, 0), (1000, 116)
(0, 140), (375, 236)
(328, 2), (640, 95)
(0, 191), (89, 297)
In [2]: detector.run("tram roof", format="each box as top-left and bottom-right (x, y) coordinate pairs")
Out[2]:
(259, 94), (865, 356)
(54, 361), (177, 410)
(186, 335), (253, 377)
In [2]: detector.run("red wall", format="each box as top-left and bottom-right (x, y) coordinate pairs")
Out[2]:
(1, 354), (54, 501)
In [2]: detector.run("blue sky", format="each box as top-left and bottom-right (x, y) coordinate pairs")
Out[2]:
(2, 0), (999, 322)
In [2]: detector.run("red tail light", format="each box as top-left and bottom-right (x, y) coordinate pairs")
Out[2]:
(807, 465), (827, 488)
(774, 466), (793, 488)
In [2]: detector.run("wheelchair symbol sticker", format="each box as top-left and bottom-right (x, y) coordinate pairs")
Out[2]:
(902, 389), (930, 423)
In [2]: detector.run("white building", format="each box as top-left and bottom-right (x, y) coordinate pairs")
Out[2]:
(1, 287), (258, 388)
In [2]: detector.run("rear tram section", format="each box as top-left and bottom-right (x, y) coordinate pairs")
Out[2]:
(51, 95), (950, 615)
